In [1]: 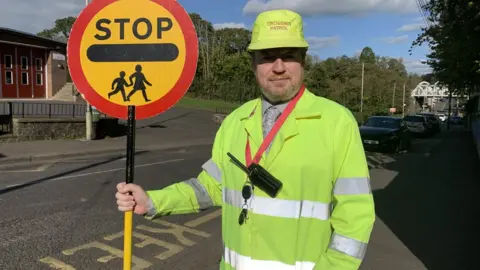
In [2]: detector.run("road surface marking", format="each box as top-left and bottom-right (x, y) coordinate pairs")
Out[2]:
(104, 231), (184, 260)
(39, 257), (75, 270)
(62, 241), (152, 269)
(39, 209), (220, 269)
(0, 161), (56, 173)
(49, 159), (184, 182)
(184, 209), (221, 228)
(137, 219), (210, 246)
(2, 159), (184, 190)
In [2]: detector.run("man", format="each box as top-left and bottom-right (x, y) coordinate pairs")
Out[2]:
(116, 9), (375, 270)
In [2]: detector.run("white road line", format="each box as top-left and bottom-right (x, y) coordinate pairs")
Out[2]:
(0, 161), (57, 173)
(2, 159), (184, 188)
(49, 158), (184, 182)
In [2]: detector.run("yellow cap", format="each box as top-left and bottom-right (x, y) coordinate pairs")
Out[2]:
(248, 9), (309, 51)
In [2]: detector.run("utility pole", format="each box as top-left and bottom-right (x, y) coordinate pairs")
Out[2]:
(402, 83), (406, 117)
(360, 62), (364, 113)
(85, 0), (92, 141)
(447, 90), (452, 130)
(392, 83), (396, 115)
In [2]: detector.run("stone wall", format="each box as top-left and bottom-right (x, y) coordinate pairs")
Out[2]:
(12, 118), (87, 141)
(0, 117), (124, 142)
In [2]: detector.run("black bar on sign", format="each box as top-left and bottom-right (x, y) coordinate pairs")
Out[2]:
(87, 43), (179, 62)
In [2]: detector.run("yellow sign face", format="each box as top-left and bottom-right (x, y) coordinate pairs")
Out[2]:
(79, 0), (186, 106)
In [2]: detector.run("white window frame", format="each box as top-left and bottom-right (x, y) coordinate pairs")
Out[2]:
(4, 55), (13, 69)
(21, 71), (29, 85)
(36, 72), (43, 86)
(20, 56), (28, 70)
(5, 70), (13, 85)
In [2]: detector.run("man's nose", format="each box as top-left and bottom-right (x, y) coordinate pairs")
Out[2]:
(272, 58), (286, 73)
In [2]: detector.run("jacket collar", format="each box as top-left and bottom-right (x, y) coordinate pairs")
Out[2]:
(239, 88), (323, 167)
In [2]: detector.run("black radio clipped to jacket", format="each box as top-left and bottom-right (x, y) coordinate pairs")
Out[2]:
(227, 152), (283, 198)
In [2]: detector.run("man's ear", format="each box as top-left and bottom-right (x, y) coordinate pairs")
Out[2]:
(301, 49), (307, 66)
(250, 52), (256, 72)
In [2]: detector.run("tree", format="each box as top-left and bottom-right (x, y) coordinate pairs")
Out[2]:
(359, 47), (376, 64)
(37, 16), (76, 42)
(411, 0), (480, 95)
(215, 28), (251, 55)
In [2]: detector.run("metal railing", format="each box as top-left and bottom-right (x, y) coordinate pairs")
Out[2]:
(0, 101), (87, 118)
(0, 101), (93, 134)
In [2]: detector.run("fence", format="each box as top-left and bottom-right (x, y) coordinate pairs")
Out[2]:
(0, 101), (89, 134)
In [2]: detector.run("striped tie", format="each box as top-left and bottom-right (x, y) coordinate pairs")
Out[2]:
(262, 106), (281, 153)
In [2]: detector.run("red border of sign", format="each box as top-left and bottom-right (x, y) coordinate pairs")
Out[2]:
(67, 0), (199, 120)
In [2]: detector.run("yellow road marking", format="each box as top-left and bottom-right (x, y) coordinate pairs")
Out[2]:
(39, 257), (75, 269)
(137, 219), (210, 246)
(104, 231), (184, 260)
(39, 209), (220, 268)
(184, 209), (221, 228)
(62, 241), (152, 270)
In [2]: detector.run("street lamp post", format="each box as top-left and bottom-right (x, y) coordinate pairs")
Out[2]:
(84, 0), (92, 140)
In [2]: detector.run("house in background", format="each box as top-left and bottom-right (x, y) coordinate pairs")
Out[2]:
(0, 27), (68, 99)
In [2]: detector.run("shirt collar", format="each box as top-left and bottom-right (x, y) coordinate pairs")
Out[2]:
(262, 98), (288, 116)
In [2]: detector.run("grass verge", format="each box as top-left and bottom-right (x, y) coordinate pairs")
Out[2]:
(176, 97), (240, 112)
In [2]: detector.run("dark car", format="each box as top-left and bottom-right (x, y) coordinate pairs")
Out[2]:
(359, 116), (412, 153)
(417, 113), (441, 133)
(403, 115), (433, 137)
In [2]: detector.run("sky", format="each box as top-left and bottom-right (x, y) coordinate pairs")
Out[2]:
(0, 0), (432, 74)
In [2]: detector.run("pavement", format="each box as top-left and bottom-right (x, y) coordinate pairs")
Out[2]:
(0, 120), (477, 269)
(0, 107), (219, 163)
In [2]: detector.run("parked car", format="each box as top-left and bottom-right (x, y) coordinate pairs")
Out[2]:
(417, 113), (441, 133)
(449, 115), (463, 125)
(437, 113), (447, 122)
(359, 116), (412, 153)
(403, 115), (432, 137)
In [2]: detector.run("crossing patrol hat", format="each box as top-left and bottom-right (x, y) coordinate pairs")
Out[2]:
(248, 9), (309, 51)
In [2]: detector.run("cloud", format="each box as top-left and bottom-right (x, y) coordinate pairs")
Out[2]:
(381, 35), (409, 44)
(213, 22), (247, 30)
(0, 0), (83, 34)
(243, 0), (418, 16)
(397, 23), (423, 32)
(306, 36), (340, 50)
(404, 59), (432, 74)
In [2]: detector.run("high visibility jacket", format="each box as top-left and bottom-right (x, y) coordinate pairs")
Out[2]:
(146, 88), (375, 270)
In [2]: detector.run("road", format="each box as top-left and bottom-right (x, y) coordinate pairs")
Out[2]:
(0, 128), (477, 270)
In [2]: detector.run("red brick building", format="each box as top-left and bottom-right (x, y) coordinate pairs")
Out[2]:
(0, 27), (68, 99)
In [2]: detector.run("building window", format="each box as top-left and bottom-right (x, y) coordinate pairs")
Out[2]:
(4, 55), (13, 69)
(5, 71), (13, 84)
(21, 56), (28, 70)
(36, 73), (43, 85)
(35, 58), (43, 71)
(21, 72), (29, 85)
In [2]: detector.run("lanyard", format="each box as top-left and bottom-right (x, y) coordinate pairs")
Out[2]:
(245, 85), (305, 166)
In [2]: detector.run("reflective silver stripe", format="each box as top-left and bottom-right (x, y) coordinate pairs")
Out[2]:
(223, 246), (315, 270)
(145, 198), (157, 217)
(223, 188), (330, 220)
(328, 232), (367, 260)
(334, 177), (371, 195)
(184, 178), (214, 209)
(201, 158), (222, 183)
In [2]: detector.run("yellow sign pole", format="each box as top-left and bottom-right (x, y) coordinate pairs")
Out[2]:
(123, 105), (136, 270)
(123, 211), (133, 269)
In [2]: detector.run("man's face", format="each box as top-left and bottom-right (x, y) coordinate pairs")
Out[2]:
(252, 48), (305, 103)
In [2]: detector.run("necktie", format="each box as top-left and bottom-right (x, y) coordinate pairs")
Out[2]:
(262, 106), (281, 153)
